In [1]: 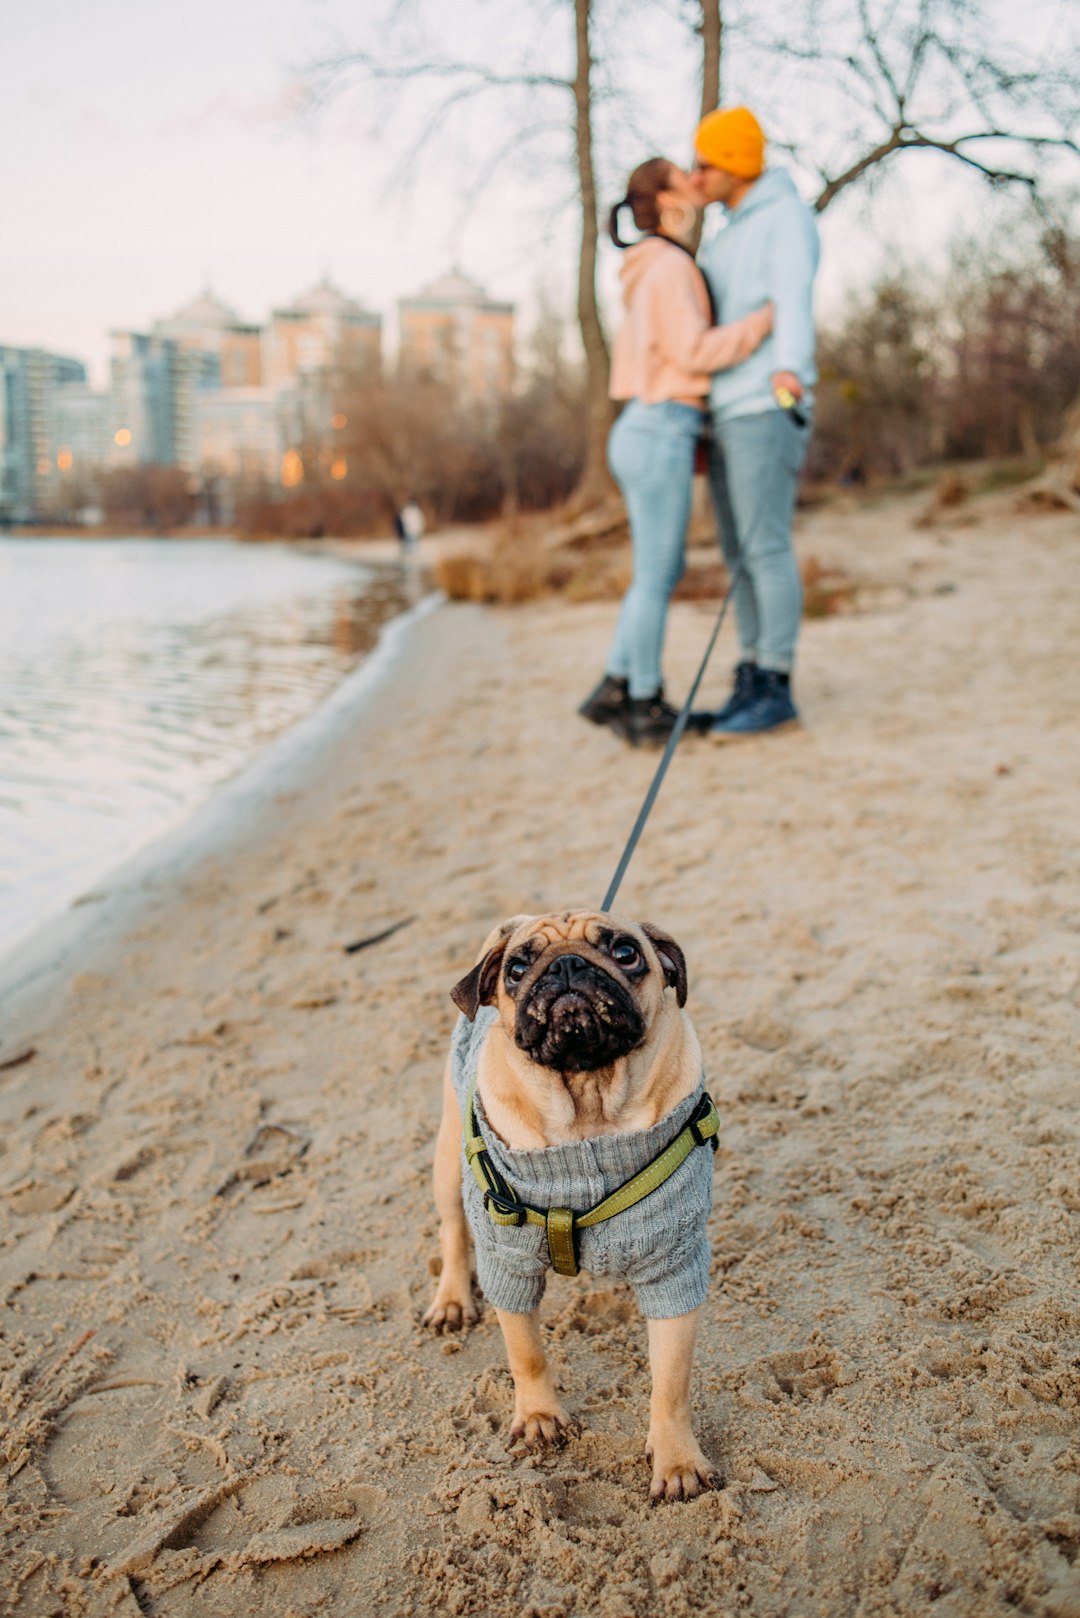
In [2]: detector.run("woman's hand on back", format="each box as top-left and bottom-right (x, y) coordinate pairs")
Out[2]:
(748, 301), (774, 345)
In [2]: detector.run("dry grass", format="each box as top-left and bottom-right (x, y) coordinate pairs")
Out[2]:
(802, 555), (857, 618)
(433, 506), (632, 605)
(913, 470), (974, 529)
(434, 541), (630, 606)
(434, 520), (856, 619)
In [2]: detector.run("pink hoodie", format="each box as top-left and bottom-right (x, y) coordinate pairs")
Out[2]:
(608, 237), (771, 405)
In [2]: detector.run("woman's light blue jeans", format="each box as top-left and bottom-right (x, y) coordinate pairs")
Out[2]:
(605, 399), (701, 699)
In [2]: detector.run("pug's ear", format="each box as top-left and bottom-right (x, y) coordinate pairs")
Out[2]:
(451, 939), (509, 1020)
(641, 923), (688, 1007)
(474, 913), (533, 962)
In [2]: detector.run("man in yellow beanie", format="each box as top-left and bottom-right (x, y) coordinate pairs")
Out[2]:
(691, 106), (820, 739)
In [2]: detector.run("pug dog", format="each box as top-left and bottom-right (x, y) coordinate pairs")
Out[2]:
(423, 909), (720, 1502)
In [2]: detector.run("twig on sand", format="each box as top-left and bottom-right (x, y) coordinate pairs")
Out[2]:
(243, 1122), (309, 1159)
(343, 915), (417, 954)
(214, 1123), (310, 1198)
(0, 1047), (37, 1073)
(47, 1329), (95, 1379)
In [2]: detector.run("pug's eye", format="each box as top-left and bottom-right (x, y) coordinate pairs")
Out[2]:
(612, 939), (641, 970)
(506, 958), (529, 984)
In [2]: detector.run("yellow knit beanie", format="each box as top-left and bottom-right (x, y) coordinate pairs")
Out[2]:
(694, 106), (765, 178)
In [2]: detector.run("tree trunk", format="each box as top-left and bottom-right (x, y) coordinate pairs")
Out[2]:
(690, 1), (723, 254)
(1017, 400), (1039, 461)
(570, 0), (613, 510)
(699, 0), (722, 118)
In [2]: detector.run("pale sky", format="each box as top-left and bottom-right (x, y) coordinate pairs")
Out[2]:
(3, 0), (1074, 385)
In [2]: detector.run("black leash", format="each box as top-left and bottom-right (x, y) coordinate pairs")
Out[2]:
(601, 564), (742, 912)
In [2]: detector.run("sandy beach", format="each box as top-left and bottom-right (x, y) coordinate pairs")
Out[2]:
(2, 489), (1078, 1618)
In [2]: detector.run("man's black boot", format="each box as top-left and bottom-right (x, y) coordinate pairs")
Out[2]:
(711, 668), (799, 739)
(688, 660), (760, 733)
(714, 661), (761, 723)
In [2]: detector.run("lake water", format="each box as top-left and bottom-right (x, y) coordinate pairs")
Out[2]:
(0, 538), (415, 960)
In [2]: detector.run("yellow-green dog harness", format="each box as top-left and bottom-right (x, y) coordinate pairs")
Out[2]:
(463, 1064), (718, 1278)
(450, 1010), (719, 1318)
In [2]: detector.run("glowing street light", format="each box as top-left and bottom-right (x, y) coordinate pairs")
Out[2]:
(114, 427), (132, 447)
(330, 458), (347, 480)
(331, 413), (348, 430)
(281, 448), (304, 488)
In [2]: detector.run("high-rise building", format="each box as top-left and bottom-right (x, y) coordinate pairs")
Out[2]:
(0, 346), (87, 522)
(153, 288), (263, 388)
(197, 388), (282, 485)
(0, 348), (39, 521)
(398, 270), (514, 404)
(109, 331), (180, 467)
(53, 382), (110, 467)
(263, 278), (381, 390)
(150, 289), (266, 470)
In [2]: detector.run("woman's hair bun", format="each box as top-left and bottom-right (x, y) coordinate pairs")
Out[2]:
(608, 157), (672, 248)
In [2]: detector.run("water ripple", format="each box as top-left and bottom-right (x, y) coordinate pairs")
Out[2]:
(0, 538), (412, 953)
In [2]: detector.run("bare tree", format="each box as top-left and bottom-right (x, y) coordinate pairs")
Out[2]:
(308, 1), (614, 507)
(740, 0), (1080, 213)
(807, 204), (1080, 482)
(570, 0), (612, 506)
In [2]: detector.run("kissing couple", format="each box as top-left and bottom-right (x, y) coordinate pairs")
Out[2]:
(580, 106), (821, 746)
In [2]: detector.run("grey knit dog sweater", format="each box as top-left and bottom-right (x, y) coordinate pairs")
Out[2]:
(452, 1008), (715, 1318)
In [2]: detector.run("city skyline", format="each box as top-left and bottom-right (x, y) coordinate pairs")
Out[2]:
(0, 266), (510, 384)
(0, 264), (517, 523)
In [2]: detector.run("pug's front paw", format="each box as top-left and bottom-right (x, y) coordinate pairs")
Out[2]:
(646, 1433), (720, 1503)
(509, 1403), (572, 1449)
(423, 1274), (480, 1334)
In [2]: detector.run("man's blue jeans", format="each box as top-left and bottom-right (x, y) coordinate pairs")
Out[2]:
(605, 399), (701, 699)
(707, 408), (812, 673)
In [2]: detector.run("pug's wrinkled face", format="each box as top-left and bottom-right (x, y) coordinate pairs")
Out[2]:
(452, 911), (688, 1074)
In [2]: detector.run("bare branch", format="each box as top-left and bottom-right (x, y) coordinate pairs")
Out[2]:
(815, 127), (908, 212)
(816, 123), (1080, 213)
(309, 48), (570, 94)
(951, 131), (1080, 156)
(857, 0), (905, 113)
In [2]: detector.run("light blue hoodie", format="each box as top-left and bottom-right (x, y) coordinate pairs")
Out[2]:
(699, 168), (820, 422)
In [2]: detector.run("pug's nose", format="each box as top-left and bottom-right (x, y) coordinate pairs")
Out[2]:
(546, 954), (588, 987)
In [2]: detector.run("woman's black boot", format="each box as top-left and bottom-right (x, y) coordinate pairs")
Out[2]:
(578, 674), (629, 727)
(611, 690), (680, 747)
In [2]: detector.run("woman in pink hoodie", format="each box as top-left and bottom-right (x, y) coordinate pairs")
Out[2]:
(579, 158), (772, 747)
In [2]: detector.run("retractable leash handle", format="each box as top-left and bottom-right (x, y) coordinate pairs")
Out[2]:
(774, 384), (808, 429)
(601, 565), (744, 913)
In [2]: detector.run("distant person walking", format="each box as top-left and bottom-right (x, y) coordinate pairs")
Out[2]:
(397, 499), (425, 556)
(578, 157), (773, 748)
(691, 107), (820, 739)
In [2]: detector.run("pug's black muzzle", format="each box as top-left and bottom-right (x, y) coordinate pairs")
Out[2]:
(514, 954), (646, 1072)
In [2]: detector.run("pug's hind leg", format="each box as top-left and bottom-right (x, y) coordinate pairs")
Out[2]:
(423, 1057), (479, 1333)
(497, 1307), (571, 1447)
(645, 1308), (719, 1502)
